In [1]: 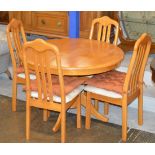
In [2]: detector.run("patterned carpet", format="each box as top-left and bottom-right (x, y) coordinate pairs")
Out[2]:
(1, 95), (155, 143)
(127, 128), (155, 143)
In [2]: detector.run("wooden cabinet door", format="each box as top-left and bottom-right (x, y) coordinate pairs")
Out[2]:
(80, 11), (113, 38)
(0, 11), (9, 24)
(21, 12), (32, 30)
(9, 11), (68, 38)
(9, 12), (22, 20)
(9, 11), (32, 30)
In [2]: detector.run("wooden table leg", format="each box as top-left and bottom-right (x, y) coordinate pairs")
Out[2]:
(52, 114), (61, 132)
(52, 92), (108, 132)
(43, 109), (48, 121)
(52, 96), (80, 132)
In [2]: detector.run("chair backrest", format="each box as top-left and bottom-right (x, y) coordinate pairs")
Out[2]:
(23, 39), (66, 104)
(89, 16), (119, 45)
(6, 18), (27, 70)
(123, 33), (152, 96)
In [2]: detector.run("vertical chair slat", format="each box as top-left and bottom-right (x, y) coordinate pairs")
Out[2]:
(113, 26), (119, 45)
(123, 34), (152, 97)
(40, 56), (48, 101)
(106, 25), (111, 43)
(34, 54), (42, 101)
(97, 24), (102, 41)
(46, 54), (54, 102)
(16, 29), (23, 59)
(89, 23), (94, 40)
(101, 26), (107, 42)
(132, 45), (143, 90)
(12, 28), (21, 65)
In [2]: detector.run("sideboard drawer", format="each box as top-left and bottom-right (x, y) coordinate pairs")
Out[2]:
(32, 12), (68, 36)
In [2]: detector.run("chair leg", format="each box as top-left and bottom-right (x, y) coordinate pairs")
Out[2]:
(12, 77), (17, 112)
(77, 95), (81, 128)
(85, 92), (91, 129)
(53, 114), (61, 132)
(122, 104), (127, 142)
(61, 107), (66, 143)
(138, 88), (143, 125)
(47, 110), (51, 118)
(94, 100), (99, 111)
(104, 102), (109, 115)
(81, 91), (86, 107)
(43, 110), (48, 122)
(26, 100), (31, 140)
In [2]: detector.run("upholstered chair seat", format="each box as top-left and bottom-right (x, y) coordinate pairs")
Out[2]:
(84, 70), (126, 98)
(16, 66), (36, 80)
(24, 75), (85, 103)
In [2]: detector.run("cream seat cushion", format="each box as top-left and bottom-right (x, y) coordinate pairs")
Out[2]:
(31, 85), (84, 103)
(17, 73), (36, 80)
(84, 85), (122, 99)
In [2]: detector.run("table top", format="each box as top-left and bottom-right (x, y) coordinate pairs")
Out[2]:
(47, 38), (124, 76)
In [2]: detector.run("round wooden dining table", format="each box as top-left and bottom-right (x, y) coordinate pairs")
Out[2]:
(47, 38), (124, 76)
(47, 38), (124, 123)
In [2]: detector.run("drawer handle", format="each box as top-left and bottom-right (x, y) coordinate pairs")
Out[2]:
(41, 20), (46, 25)
(57, 21), (62, 27)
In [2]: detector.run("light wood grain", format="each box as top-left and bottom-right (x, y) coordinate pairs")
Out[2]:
(6, 18), (27, 112)
(9, 11), (69, 38)
(85, 33), (152, 142)
(47, 38), (124, 124)
(47, 38), (124, 76)
(23, 39), (82, 143)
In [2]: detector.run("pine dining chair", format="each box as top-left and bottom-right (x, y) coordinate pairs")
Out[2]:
(6, 18), (36, 112)
(23, 39), (85, 143)
(84, 33), (152, 142)
(89, 16), (119, 45)
(89, 16), (119, 112)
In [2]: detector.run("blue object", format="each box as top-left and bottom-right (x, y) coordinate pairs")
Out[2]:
(69, 11), (80, 38)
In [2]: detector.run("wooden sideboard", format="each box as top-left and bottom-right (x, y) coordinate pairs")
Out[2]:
(0, 11), (9, 24)
(9, 11), (111, 39)
(9, 11), (69, 38)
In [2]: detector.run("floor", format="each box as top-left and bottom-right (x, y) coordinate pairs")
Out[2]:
(1, 95), (155, 143)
